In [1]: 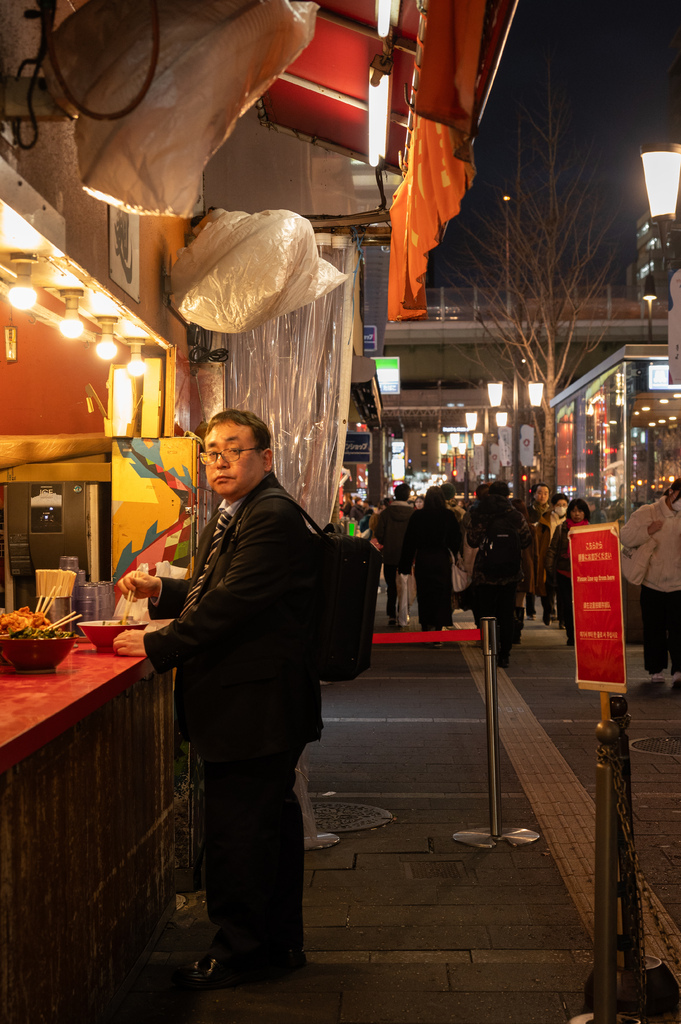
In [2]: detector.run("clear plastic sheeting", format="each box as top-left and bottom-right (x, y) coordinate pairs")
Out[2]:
(223, 238), (356, 528)
(173, 209), (347, 333)
(45, 0), (318, 216)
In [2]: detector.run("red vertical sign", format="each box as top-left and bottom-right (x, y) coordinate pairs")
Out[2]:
(569, 523), (627, 692)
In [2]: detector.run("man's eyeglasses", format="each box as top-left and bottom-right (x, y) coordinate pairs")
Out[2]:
(199, 447), (261, 466)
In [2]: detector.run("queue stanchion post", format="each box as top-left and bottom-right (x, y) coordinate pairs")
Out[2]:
(453, 616), (540, 849)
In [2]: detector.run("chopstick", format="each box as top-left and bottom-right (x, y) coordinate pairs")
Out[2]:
(121, 589), (135, 626)
(49, 611), (82, 631)
(38, 586), (57, 617)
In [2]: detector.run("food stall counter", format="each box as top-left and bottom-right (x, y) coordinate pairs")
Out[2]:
(0, 640), (150, 774)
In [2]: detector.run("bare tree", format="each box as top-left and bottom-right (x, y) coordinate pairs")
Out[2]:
(457, 79), (616, 489)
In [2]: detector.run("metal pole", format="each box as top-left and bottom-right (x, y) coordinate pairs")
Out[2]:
(593, 719), (619, 1024)
(512, 371), (520, 499)
(484, 407), (490, 481)
(482, 616), (502, 838)
(452, 617), (540, 849)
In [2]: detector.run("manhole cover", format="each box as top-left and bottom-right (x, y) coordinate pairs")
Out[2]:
(311, 801), (393, 832)
(630, 736), (681, 756)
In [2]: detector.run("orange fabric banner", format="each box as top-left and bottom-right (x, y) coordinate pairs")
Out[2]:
(388, 0), (486, 321)
(388, 118), (472, 320)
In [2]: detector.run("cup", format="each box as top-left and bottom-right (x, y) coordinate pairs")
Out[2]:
(46, 597), (72, 626)
(59, 555), (80, 571)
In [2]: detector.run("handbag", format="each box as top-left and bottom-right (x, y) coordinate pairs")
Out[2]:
(621, 536), (657, 586)
(450, 551), (472, 593)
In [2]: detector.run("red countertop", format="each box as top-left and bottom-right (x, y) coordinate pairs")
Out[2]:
(0, 641), (152, 774)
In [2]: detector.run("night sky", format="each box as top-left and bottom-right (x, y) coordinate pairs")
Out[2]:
(433, 0), (681, 285)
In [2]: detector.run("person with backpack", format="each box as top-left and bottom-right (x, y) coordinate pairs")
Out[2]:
(544, 497), (591, 647)
(466, 480), (532, 668)
(113, 409), (321, 990)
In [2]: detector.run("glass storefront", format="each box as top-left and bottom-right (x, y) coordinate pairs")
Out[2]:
(552, 345), (679, 524)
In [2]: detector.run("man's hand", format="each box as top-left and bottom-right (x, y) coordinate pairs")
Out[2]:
(648, 519), (663, 536)
(113, 629), (148, 657)
(118, 570), (161, 600)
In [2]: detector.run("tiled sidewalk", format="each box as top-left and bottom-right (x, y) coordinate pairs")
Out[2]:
(110, 611), (681, 1024)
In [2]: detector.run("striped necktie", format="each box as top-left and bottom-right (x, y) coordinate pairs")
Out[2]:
(180, 509), (231, 616)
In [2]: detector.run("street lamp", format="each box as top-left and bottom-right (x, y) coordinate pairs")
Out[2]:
(487, 381), (504, 406)
(643, 272), (657, 343)
(640, 143), (681, 254)
(528, 382), (544, 408)
(640, 142), (681, 379)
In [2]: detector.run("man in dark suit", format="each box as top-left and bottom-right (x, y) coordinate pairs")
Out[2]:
(115, 409), (322, 990)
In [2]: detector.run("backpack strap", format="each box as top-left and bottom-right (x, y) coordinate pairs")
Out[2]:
(231, 488), (329, 545)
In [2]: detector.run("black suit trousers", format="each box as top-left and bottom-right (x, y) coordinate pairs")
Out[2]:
(204, 745), (305, 965)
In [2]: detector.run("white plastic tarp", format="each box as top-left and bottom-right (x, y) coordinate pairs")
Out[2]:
(172, 209), (348, 333)
(45, 0), (318, 216)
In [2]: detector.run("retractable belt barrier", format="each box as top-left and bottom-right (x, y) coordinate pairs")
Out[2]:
(371, 618), (540, 850)
(372, 629), (481, 644)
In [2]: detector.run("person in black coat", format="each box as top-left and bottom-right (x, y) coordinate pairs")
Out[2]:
(466, 480), (532, 668)
(115, 409), (321, 991)
(398, 486), (462, 633)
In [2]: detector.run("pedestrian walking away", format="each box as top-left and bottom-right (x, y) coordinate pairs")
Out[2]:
(510, 498), (536, 644)
(620, 477), (681, 685)
(374, 482), (414, 625)
(465, 480), (531, 668)
(398, 486), (462, 641)
(114, 409), (322, 991)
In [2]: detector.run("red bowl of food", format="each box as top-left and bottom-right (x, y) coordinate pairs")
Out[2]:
(78, 620), (147, 652)
(0, 636), (77, 673)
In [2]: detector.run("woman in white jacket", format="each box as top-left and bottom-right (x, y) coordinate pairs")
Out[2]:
(620, 479), (681, 684)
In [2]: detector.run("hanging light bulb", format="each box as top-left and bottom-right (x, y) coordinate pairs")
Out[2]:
(96, 315), (118, 360)
(473, 432), (483, 446)
(127, 341), (146, 376)
(59, 289), (85, 338)
(465, 411), (478, 431)
(8, 253), (38, 310)
(129, 342), (148, 378)
(496, 412), (508, 427)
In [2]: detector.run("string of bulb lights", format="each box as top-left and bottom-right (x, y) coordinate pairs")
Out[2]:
(5, 251), (149, 377)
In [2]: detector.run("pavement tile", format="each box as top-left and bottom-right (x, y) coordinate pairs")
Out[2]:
(339, 990), (569, 1023)
(434, 884), (573, 906)
(110, 987), (341, 1024)
(305, 925), (491, 951)
(446, 962), (587, 991)
(307, 883), (440, 905)
(307, 847), (357, 870)
(347, 904), (530, 927)
(487, 924), (590, 949)
(274, 962), (450, 991)
(471, 950), (583, 963)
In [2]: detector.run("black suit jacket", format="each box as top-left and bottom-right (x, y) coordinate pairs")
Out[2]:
(143, 475), (322, 762)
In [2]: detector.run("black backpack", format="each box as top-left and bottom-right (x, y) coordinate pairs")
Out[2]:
(478, 512), (522, 579)
(235, 492), (381, 681)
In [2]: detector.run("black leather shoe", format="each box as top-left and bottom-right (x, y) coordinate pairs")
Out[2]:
(497, 655), (509, 669)
(172, 955), (272, 990)
(270, 947), (307, 971)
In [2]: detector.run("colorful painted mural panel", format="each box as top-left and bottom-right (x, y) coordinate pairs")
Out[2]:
(112, 438), (198, 583)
